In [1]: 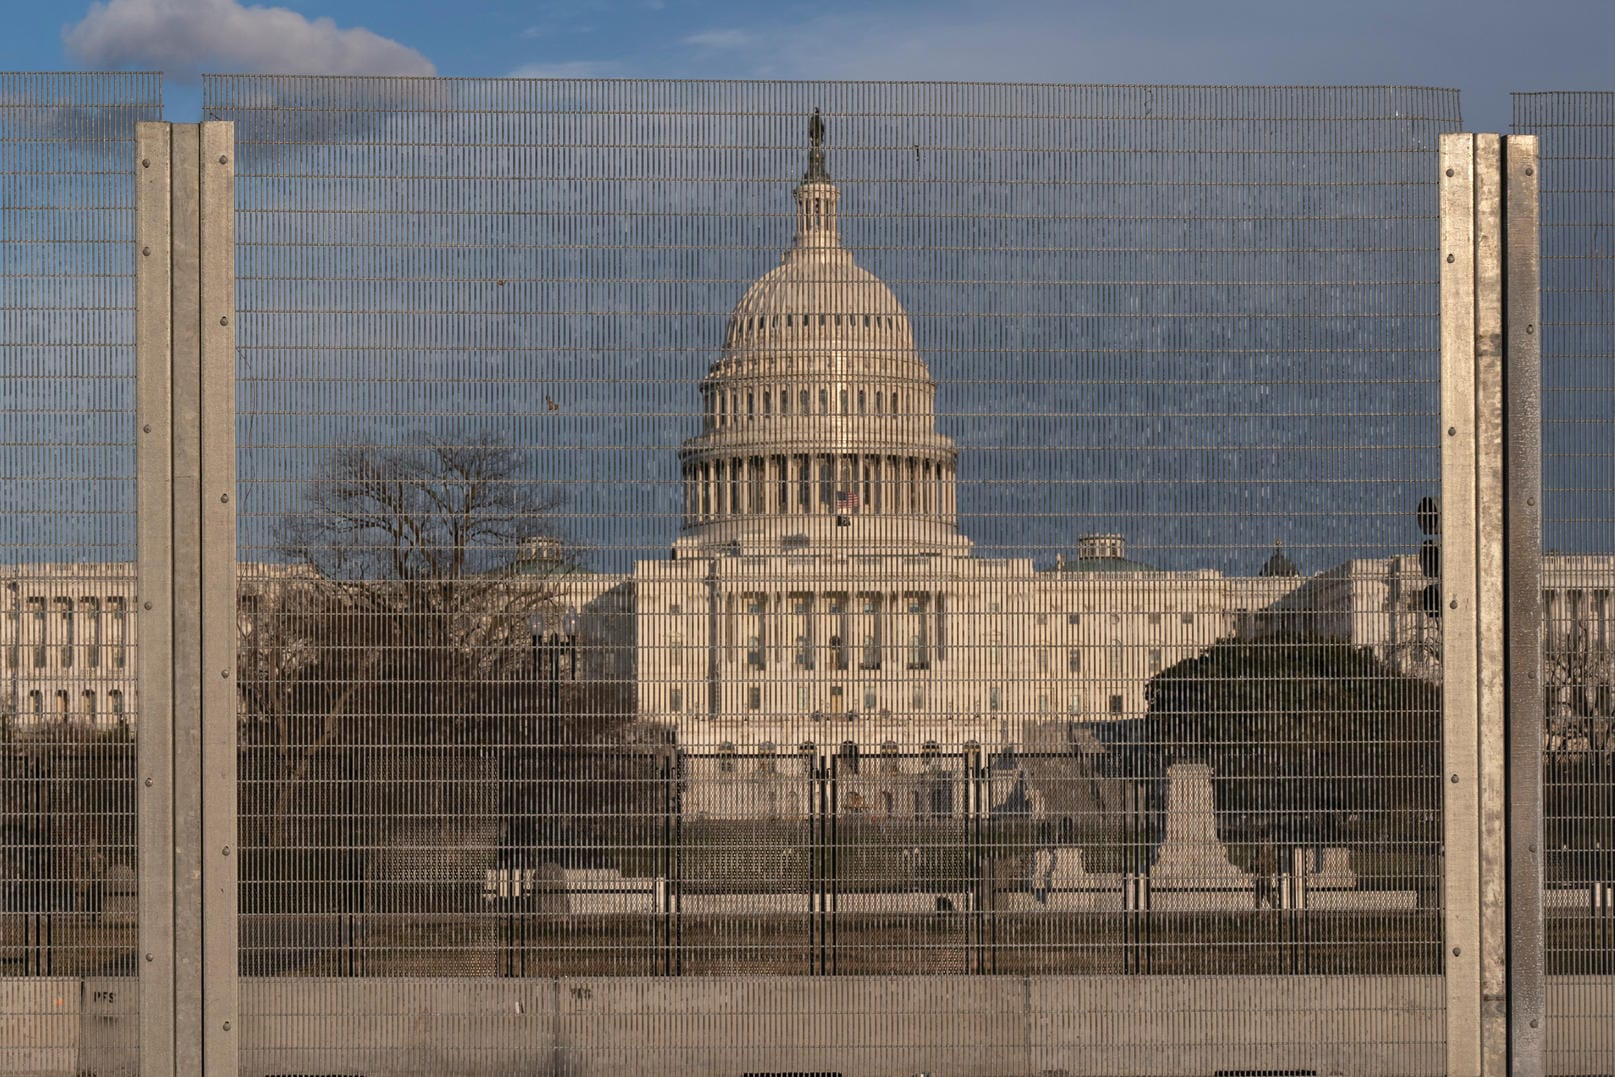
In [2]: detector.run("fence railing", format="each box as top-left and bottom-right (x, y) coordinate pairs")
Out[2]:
(2, 74), (1611, 1077)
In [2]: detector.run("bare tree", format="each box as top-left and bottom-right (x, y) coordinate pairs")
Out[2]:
(1545, 619), (1615, 752)
(236, 433), (587, 848)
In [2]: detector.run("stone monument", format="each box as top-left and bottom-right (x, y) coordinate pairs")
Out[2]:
(1150, 763), (1251, 910)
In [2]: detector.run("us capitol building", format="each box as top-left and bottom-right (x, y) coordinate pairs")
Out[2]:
(6, 116), (1611, 805)
(630, 115), (1309, 759)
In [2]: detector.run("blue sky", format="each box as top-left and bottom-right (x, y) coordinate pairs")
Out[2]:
(2, 3), (1611, 569)
(2, 0), (1614, 129)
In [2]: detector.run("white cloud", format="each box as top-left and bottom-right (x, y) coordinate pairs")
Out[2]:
(682, 28), (753, 50)
(63, 0), (435, 83)
(507, 59), (624, 78)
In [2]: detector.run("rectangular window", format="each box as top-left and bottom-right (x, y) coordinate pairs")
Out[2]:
(107, 597), (127, 669)
(1037, 648), (1049, 673)
(55, 598), (73, 668)
(1148, 612), (1162, 626)
(28, 597), (46, 669)
(1148, 649), (1163, 673)
(911, 687), (925, 711)
(1180, 612), (1194, 625)
(1067, 694), (1082, 715)
(1037, 693), (1049, 713)
(989, 687), (1002, 712)
(1067, 613), (1080, 625)
(669, 688), (683, 713)
(863, 686), (877, 710)
(797, 686), (809, 710)
(746, 686), (761, 710)
(83, 598), (102, 669)
(1109, 695), (1125, 715)
(1067, 648), (1082, 674)
(668, 603), (682, 616)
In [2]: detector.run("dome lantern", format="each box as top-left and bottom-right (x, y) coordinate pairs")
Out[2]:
(793, 107), (840, 251)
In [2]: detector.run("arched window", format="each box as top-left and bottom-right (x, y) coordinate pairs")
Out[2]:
(109, 690), (124, 720)
(28, 690), (43, 720)
(747, 392), (754, 419)
(838, 740), (860, 775)
(81, 690), (95, 722)
(907, 634), (926, 670)
(763, 392), (771, 416)
(746, 634), (764, 670)
(780, 390), (789, 415)
(794, 634), (813, 670)
(860, 634), (880, 670)
(55, 690), (69, 720)
(758, 742), (777, 773)
(718, 742), (737, 774)
(670, 636), (683, 668)
(818, 388), (828, 413)
(828, 634), (846, 671)
(800, 389), (809, 413)
(857, 389), (866, 414)
(875, 391), (883, 413)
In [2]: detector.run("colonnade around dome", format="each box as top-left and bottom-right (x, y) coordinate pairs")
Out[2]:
(681, 452), (958, 527)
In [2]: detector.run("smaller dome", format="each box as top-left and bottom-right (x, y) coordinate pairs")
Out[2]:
(1259, 541), (1300, 578)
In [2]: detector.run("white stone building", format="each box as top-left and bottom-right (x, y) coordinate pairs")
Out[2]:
(10, 115), (1610, 774)
(630, 116), (1309, 769)
(2, 561), (136, 731)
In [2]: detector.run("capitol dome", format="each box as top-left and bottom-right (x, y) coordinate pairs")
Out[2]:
(675, 110), (965, 557)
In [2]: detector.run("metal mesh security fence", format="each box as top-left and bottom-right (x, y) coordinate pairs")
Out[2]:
(200, 76), (1462, 1074)
(0, 71), (160, 1072)
(1513, 91), (1615, 1076)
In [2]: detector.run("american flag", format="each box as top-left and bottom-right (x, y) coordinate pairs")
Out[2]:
(836, 489), (859, 511)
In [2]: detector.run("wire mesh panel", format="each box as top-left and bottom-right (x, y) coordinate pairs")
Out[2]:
(0, 71), (160, 1073)
(1513, 92), (1615, 1076)
(207, 76), (1458, 1074)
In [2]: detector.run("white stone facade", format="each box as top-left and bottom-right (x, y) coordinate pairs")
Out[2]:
(634, 119), (1309, 759)
(2, 562), (136, 731)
